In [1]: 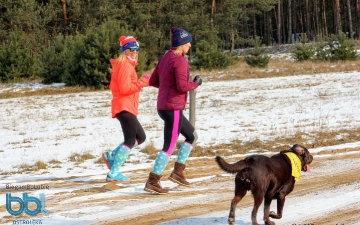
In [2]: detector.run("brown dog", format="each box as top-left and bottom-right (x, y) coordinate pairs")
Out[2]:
(215, 144), (313, 225)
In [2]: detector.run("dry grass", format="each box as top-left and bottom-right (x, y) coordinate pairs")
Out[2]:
(0, 85), (100, 99)
(95, 156), (106, 164)
(17, 160), (47, 173)
(195, 57), (360, 82)
(69, 152), (96, 164)
(142, 142), (159, 159)
(49, 159), (62, 164)
(192, 127), (360, 157)
(1, 51), (359, 176)
(1, 127), (358, 176)
(2, 56), (360, 99)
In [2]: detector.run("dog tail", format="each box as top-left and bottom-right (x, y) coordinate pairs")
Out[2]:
(215, 156), (247, 173)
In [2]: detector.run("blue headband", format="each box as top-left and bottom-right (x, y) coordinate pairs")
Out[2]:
(122, 41), (140, 52)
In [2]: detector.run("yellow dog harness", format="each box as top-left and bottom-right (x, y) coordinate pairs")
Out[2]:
(284, 152), (302, 181)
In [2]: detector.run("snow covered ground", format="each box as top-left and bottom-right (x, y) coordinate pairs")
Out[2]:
(0, 71), (359, 225)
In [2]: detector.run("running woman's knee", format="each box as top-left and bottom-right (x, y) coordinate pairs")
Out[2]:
(186, 130), (197, 144)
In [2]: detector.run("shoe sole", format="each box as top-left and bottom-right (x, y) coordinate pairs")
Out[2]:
(102, 153), (111, 169)
(144, 187), (168, 195)
(106, 179), (130, 183)
(168, 176), (191, 187)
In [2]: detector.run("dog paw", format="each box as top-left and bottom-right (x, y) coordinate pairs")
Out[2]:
(228, 218), (235, 225)
(269, 211), (279, 218)
(265, 221), (275, 225)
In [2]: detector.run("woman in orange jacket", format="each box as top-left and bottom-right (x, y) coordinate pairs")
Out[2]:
(102, 35), (150, 182)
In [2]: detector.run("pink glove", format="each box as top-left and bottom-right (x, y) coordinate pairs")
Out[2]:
(143, 74), (151, 81)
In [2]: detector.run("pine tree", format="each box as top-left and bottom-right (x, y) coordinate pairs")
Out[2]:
(292, 33), (315, 61)
(329, 31), (358, 61)
(244, 36), (270, 68)
(63, 20), (131, 89)
(0, 29), (40, 82)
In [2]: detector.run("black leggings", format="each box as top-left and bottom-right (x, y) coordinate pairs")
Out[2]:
(158, 110), (195, 155)
(115, 111), (146, 148)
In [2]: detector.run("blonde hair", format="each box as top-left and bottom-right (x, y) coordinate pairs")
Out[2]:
(174, 45), (186, 56)
(109, 51), (138, 73)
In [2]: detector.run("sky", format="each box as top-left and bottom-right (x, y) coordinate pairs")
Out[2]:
(0, 70), (359, 224)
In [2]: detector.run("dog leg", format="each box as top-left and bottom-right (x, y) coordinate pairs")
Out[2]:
(228, 197), (239, 225)
(273, 195), (286, 219)
(228, 182), (247, 225)
(251, 193), (263, 225)
(269, 194), (286, 220)
(263, 197), (275, 225)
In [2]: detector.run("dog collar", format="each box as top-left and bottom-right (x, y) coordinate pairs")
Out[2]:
(284, 152), (302, 181)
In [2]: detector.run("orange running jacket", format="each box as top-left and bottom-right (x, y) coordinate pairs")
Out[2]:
(109, 58), (148, 118)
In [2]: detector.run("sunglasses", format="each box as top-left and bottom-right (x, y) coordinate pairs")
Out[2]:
(129, 47), (140, 52)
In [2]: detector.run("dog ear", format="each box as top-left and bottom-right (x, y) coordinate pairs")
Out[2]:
(291, 144), (307, 155)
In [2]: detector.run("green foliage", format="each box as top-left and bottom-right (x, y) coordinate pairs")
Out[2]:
(293, 32), (358, 62)
(136, 51), (152, 75)
(39, 35), (68, 84)
(0, 30), (40, 82)
(244, 36), (270, 68)
(1, 0), (358, 85)
(292, 33), (316, 61)
(314, 38), (331, 61)
(39, 20), (151, 88)
(192, 40), (235, 70)
(326, 31), (357, 61)
(313, 31), (358, 62)
(63, 21), (131, 89)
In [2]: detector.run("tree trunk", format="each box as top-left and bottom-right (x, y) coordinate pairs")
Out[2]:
(322, 0), (328, 37)
(60, 0), (68, 22)
(346, 0), (353, 38)
(333, 0), (341, 34)
(230, 32), (235, 53)
(287, 0), (292, 43)
(211, 0), (216, 24)
(270, 11), (274, 45)
(299, 10), (304, 34)
(264, 11), (270, 45)
(314, 0), (319, 39)
(268, 11), (273, 45)
(357, 0), (360, 38)
(277, 0), (281, 44)
(293, 1), (298, 40)
(253, 14), (256, 37)
(281, 1), (286, 43)
(306, 0), (311, 40)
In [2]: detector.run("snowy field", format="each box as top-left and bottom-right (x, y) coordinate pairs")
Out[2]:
(0, 71), (359, 225)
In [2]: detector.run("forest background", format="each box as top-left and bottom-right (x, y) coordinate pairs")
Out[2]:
(1, 0), (360, 88)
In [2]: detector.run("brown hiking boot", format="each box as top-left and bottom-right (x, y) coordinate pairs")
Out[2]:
(168, 162), (190, 187)
(144, 172), (169, 194)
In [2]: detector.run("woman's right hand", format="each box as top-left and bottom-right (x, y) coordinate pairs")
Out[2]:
(193, 75), (202, 86)
(139, 74), (150, 88)
(143, 74), (151, 81)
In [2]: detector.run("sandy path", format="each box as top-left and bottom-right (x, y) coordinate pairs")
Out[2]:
(1, 151), (359, 225)
(101, 152), (360, 225)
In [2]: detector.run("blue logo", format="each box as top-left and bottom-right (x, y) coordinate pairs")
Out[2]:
(6, 193), (49, 216)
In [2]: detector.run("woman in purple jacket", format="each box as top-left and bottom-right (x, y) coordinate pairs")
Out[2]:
(144, 27), (203, 194)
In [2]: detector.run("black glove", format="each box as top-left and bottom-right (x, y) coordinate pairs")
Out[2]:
(193, 75), (202, 86)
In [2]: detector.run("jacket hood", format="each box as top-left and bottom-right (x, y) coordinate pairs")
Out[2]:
(110, 59), (117, 68)
(110, 58), (137, 69)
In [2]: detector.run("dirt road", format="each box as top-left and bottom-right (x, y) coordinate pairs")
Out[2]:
(1, 150), (359, 225)
(101, 151), (360, 225)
